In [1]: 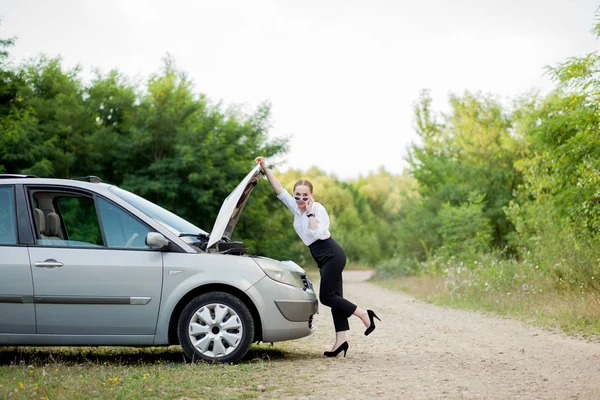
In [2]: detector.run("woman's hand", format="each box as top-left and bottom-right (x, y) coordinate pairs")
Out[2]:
(255, 156), (283, 194)
(255, 156), (266, 168)
(306, 196), (314, 213)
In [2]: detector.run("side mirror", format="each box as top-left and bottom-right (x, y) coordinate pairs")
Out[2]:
(146, 232), (169, 250)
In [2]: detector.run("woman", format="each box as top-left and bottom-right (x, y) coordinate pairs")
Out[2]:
(255, 156), (380, 358)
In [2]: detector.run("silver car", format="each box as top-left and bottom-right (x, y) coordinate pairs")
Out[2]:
(0, 165), (318, 363)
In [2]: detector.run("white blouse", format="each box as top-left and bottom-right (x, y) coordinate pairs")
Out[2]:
(277, 190), (331, 246)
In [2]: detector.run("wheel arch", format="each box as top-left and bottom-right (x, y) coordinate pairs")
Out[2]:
(168, 283), (263, 345)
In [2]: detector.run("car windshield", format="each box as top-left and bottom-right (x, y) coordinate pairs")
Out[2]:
(109, 186), (208, 237)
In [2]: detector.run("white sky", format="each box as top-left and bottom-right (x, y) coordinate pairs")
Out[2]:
(2, 0), (599, 179)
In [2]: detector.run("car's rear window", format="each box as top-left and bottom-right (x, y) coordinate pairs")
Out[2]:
(0, 186), (17, 245)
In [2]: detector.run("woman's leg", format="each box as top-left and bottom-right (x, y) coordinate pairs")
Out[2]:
(353, 307), (371, 329)
(331, 272), (350, 349)
(320, 265), (353, 350)
(315, 238), (374, 350)
(318, 241), (358, 353)
(319, 261), (356, 327)
(321, 271), (371, 347)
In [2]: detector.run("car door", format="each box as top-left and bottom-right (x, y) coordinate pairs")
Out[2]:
(27, 186), (163, 336)
(0, 185), (36, 334)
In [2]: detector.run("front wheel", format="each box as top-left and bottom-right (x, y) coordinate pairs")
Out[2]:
(177, 292), (254, 363)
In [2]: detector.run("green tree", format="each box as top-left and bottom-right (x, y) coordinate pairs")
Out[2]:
(0, 50), (290, 258)
(437, 193), (493, 264)
(505, 27), (600, 290)
(0, 56), (88, 177)
(406, 90), (521, 260)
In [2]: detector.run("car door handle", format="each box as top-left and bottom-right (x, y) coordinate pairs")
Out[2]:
(34, 259), (64, 268)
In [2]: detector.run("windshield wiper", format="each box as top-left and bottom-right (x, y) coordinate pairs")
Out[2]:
(179, 233), (209, 240)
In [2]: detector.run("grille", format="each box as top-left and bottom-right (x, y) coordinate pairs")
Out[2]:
(308, 315), (314, 329)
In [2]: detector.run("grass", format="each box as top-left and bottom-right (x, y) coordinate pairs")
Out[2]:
(373, 271), (600, 340)
(0, 344), (313, 400)
(0, 263), (363, 400)
(5, 262), (596, 399)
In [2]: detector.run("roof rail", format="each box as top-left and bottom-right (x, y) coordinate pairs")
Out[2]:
(71, 176), (103, 183)
(0, 174), (39, 179)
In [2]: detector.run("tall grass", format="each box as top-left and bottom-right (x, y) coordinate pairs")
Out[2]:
(374, 251), (600, 338)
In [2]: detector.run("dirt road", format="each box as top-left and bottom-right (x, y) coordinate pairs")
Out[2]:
(275, 270), (600, 400)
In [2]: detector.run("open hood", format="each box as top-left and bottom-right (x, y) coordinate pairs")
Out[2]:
(207, 164), (264, 249)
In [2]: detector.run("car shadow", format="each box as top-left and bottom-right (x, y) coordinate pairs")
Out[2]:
(0, 344), (295, 366)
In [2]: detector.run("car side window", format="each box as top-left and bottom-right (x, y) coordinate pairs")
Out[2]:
(57, 197), (104, 246)
(97, 197), (151, 249)
(0, 186), (17, 245)
(32, 191), (104, 247)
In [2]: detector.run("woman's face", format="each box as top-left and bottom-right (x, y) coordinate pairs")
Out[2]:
(293, 184), (312, 207)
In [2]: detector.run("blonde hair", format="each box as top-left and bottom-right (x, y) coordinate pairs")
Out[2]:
(293, 179), (313, 193)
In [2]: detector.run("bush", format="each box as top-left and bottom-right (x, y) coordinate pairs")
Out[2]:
(439, 253), (526, 298)
(436, 193), (493, 265)
(529, 221), (600, 293)
(373, 257), (423, 279)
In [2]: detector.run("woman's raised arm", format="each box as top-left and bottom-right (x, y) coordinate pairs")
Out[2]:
(255, 156), (284, 195)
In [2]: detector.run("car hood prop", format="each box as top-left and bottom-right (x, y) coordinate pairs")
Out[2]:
(207, 164), (264, 249)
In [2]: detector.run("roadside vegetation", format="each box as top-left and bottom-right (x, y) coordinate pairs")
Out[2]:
(0, 12), (599, 397)
(370, 17), (600, 337)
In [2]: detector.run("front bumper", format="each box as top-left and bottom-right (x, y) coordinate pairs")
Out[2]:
(245, 275), (318, 342)
(275, 299), (318, 322)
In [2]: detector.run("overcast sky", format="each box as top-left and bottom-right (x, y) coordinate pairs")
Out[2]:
(2, 0), (599, 179)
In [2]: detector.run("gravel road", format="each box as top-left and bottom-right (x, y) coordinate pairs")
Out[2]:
(274, 270), (600, 400)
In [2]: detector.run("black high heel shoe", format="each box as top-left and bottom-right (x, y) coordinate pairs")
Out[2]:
(323, 341), (349, 358)
(364, 310), (381, 336)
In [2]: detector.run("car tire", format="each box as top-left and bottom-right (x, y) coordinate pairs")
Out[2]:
(177, 292), (254, 363)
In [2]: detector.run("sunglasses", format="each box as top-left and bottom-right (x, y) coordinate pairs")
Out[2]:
(294, 196), (310, 201)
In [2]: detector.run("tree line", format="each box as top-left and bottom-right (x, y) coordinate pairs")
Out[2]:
(1, 18), (600, 294)
(0, 31), (403, 265)
(378, 19), (600, 294)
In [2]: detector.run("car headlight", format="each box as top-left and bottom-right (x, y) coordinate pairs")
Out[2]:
(253, 257), (305, 288)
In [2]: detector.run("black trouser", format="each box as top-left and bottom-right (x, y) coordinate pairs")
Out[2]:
(309, 238), (357, 332)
